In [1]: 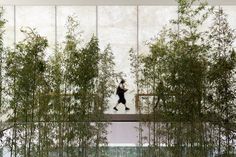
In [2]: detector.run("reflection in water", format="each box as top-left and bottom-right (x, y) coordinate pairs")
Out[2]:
(1, 122), (236, 157)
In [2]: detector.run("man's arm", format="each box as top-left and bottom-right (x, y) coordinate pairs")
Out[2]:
(120, 83), (128, 92)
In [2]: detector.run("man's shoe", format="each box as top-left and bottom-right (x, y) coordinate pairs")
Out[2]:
(125, 107), (130, 110)
(113, 107), (118, 111)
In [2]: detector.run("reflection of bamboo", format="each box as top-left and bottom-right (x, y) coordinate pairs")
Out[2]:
(58, 107), (63, 157)
(38, 123), (41, 157)
(10, 126), (14, 157)
(24, 96), (30, 157)
(11, 77), (17, 157)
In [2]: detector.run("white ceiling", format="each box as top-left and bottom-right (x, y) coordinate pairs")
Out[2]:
(0, 0), (235, 6)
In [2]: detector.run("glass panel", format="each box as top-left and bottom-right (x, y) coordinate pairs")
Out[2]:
(222, 6), (236, 47)
(196, 6), (215, 33)
(98, 6), (137, 114)
(15, 6), (55, 58)
(139, 6), (178, 54)
(1, 6), (14, 123)
(57, 6), (96, 45)
(2, 6), (14, 48)
(107, 122), (140, 145)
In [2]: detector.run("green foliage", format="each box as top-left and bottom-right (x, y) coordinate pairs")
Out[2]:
(131, 0), (236, 156)
(135, 0), (211, 121)
(207, 8), (236, 155)
(2, 14), (116, 156)
(1, 1), (235, 156)
(5, 28), (50, 156)
(6, 28), (49, 121)
(93, 44), (116, 155)
(0, 7), (6, 116)
(51, 16), (115, 157)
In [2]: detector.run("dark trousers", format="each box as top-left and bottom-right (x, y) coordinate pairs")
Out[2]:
(118, 93), (126, 104)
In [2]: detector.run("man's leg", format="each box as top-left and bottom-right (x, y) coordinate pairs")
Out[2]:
(121, 97), (129, 110)
(114, 96), (121, 111)
(113, 102), (119, 111)
(124, 104), (130, 110)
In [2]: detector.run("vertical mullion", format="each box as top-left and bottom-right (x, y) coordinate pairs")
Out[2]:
(55, 5), (57, 52)
(137, 5), (139, 56)
(137, 5), (143, 157)
(14, 5), (16, 50)
(13, 5), (17, 157)
(136, 5), (138, 98)
(178, 5), (180, 39)
(96, 5), (98, 37)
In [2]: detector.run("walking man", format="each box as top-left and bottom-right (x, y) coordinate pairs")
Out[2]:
(113, 79), (130, 111)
